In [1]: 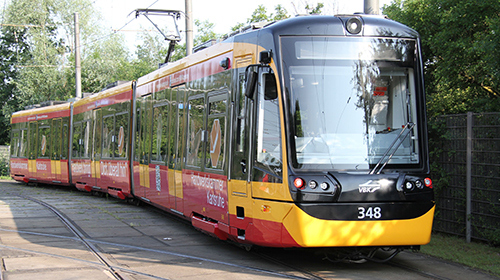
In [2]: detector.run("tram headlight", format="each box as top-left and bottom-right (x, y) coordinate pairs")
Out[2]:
(320, 182), (329, 190)
(308, 180), (318, 189)
(415, 180), (424, 189)
(404, 181), (414, 191)
(346, 17), (363, 34)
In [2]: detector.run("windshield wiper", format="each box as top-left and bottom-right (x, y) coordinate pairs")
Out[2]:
(370, 122), (415, 175)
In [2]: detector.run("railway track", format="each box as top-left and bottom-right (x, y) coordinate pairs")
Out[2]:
(1, 182), (496, 280)
(1, 188), (323, 279)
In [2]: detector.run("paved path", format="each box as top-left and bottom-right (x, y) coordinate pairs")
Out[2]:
(0, 180), (497, 280)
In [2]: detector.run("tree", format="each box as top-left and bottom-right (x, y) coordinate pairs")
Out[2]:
(383, 0), (500, 116)
(305, 3), (325, 14)
(231, 4), (291, 31)
(0, 26), (31, 144)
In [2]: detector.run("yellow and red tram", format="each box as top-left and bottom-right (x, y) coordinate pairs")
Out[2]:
(10, 102), (71, 186)
(10, 15), (434, 252)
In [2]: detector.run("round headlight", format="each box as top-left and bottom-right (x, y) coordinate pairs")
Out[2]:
(346, 17), (362, 34)
(308, 180), (318, 189)
(404, 181), (414, 191)
(415, 180), (424, 189)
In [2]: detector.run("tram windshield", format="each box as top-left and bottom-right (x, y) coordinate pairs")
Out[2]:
(281, 36), (421, 171)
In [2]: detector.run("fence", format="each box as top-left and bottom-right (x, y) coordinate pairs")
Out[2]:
(0, 145), (9, 160)
(432, 112), (500, 244)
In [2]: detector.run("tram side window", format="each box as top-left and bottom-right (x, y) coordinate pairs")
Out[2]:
(206, 95), (227, 170)
(38, 121), (50, 159)
(115, 112), (128, 159)
(134, 108), (141, 162)
(62, 119), (69, 160)
(10, 128), (20, 157)
(82, 120), (91, 158)
(19, 127), (28, 158)
(102, 115), (114, 159)
(236, 74), (247, 153)
(72, 122), (82, 158)
(151, 106), (168, 162)
(167, 93), (177, 169)
(92, 111), (101, 160)
(254, 72), (282, 182)
(28, 122), (37, 159)
(51, 119), (61, 160)
(186, 97), (205, 167)
(140, 96), (152, 164)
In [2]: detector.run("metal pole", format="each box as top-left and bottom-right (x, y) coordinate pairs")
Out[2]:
(466, 112), (473, 243)
(185, 0), (193, 56)
(364, 0), (380, 15)
(74, 13), (82, 99)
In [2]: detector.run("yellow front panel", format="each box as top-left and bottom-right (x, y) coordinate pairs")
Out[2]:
(283, 205), (435, 247)
(251, 181), (293, 202)
(251, 199), (294, 223)
(229, 179), (247, 196)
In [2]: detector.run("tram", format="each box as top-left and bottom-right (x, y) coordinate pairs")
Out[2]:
(10, 14), (434, 251)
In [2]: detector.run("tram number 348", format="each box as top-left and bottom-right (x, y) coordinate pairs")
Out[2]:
(357, 206), (382, 219)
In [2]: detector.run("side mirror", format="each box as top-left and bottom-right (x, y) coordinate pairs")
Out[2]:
(245, 70), (258, 99)
(259, 50), (272, 64)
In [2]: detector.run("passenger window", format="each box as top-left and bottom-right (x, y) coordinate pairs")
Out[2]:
(82, 120), (90, 158)
(115, 112), (128, 159)
(254, 71), (282, 182)
(206, 94), (227, 170)
(10, 129), (19, 157)
(51, 119), (61, 160)
(186, 97), (205, 167)
(72, 122), (82, 158)
(19, 128), (28, 158)
(102, 115), (114, 158)
(151, 106), (168, 162)
(62, 120), (69, 160)
(38, 122), (50, 159)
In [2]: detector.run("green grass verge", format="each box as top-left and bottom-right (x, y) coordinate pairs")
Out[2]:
(421, 233), (500, 277)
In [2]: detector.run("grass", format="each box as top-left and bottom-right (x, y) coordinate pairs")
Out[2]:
(421, 233), (500, 277)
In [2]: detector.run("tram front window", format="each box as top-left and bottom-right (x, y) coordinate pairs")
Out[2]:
(281, 36), (421, 171)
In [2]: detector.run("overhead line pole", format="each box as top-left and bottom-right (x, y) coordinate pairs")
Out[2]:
(185, 0), (193, 56)
(74, 13), (82, 99)
(364, 0), (380, 15)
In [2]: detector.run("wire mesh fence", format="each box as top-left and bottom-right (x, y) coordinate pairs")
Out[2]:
(432, 112), (500, 244)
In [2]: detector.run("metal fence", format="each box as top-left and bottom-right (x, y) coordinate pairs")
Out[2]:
(432, 112), (500, 244)
(0, 145), (9, 160)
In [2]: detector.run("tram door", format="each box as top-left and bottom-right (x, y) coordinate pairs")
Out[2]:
(28, 121), (37, 179)
(51, 118), (62, 182)
(230, 58), (254, 195)
(91, 108), (102, 187)
(139, 95), (152, 198)
(169, 85), (186, 214)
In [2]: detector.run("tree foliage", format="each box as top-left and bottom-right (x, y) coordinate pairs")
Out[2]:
(383, 0), (500, 116)
(232, 4), (291, 31)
